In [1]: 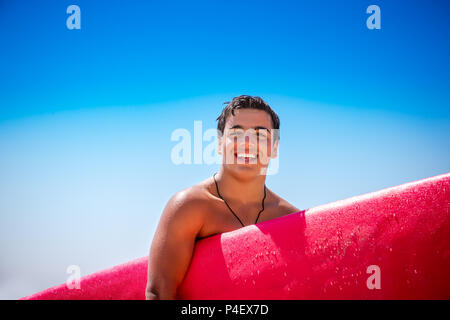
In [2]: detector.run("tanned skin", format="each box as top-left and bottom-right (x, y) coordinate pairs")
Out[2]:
(146, 108), (300, 300)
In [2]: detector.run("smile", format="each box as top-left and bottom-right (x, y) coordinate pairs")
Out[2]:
(235, 153), (257, 160)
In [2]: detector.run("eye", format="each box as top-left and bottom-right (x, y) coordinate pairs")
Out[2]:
(228, 129), (244, 137)
(257, 131), (269, 140)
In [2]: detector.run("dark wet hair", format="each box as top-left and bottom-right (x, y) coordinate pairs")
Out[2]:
(216, 95), (280, 140)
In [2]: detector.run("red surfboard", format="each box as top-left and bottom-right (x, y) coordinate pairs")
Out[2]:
(22, 172), (450, 299)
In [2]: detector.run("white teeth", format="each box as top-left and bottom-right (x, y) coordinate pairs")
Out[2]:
(237, 153), (257, 158)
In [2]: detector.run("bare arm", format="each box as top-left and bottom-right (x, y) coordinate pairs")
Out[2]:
(145, 191), (204, 300)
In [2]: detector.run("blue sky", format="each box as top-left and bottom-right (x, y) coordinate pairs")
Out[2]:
(0, 0), (449, 299)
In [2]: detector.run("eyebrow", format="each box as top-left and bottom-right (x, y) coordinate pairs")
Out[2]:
(229, 125), (271, 132)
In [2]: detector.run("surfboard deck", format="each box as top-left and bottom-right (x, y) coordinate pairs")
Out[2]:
(22, 172), (450, 299)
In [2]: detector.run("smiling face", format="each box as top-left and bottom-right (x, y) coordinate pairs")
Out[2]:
(218, 108), (279, 177)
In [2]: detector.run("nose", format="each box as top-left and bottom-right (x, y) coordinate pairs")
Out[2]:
(237, 135), (257, 154)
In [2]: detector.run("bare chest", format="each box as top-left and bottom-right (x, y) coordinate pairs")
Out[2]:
(196, 200), (286, 240)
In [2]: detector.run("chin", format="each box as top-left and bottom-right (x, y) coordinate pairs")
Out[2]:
(225, 164), (267, 179)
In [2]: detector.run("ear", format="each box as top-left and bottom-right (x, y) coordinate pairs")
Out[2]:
(270, 139), (279, 158)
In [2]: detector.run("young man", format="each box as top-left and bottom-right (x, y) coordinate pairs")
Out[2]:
(145, 95), (300, 300)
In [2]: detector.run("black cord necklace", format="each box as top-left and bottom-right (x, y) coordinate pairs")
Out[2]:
(213, 172), (266, 227)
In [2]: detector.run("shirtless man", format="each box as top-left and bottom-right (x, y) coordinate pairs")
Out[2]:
(145, 95), (300, 300)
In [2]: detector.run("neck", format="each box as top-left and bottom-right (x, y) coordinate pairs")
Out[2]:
(214, 167), (266, 205)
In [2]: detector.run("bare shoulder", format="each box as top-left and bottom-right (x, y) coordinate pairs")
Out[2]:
(267, 189), (301, 215)
(160, 183), (210, 230)
(165, 186), (207, 214)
